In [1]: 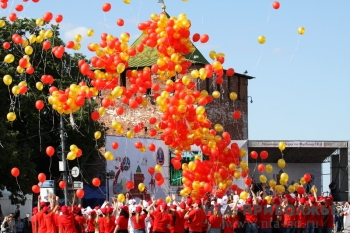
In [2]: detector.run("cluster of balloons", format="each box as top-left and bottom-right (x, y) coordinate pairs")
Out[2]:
(66, 144), (83, 160)
(48, 82), (97, 115)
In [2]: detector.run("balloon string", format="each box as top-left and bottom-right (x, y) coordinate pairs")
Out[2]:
(49, 157), (52, 180)
(136, 0), (143, 25)
(289, 35), (301, 64)
(266, 8), (271, 25)
(103, 13), (110, 28)
(39, 110), (42, 151)
(252, 44), (265, 70)
(15, 177), (25, 200)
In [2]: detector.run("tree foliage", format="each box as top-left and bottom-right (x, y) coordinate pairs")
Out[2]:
(0, 17), (106, 204)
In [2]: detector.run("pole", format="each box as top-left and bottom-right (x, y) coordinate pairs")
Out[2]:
(60, 115), (69, 205)
(106, 174), (109, 201)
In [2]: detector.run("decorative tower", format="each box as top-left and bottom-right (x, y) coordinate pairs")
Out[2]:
(133, 165), (145, 189)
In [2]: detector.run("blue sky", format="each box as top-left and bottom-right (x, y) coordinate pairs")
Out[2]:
(7, 0), (350, 193)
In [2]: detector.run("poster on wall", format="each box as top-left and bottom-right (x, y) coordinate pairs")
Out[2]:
(106, 136), (170, 200)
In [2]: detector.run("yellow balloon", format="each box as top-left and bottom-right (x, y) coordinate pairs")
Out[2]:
(298, 27), (305, 35)
(278, 142), (286, 151)
(120, 33), (130, 42)
(87, 29), (94, 37)
(75, 34), (82, 43)
(123, 0), (131, 5)
(117, 63), (125, 74)
(288, 185), (295, 193)
(229, 92), (237, 101)
(265, 196), (272, 204)
(259, 175), (267, 183)
(188, 161), (196, 171)
(280, 173), (289, 182)
(214, 124), (223, 132)
(3, 75), (12, 86)
(104, 151), (114, 161)
(155, 164), (162, 173)
(67, 151), (76, 160)
(234, 170), (241, 180)
(212, 91), (220, 99)
(266, 164), (273, 174)
(311, 186), (318, 194)
(0, 20), (5, 28)
(45, 30), (53, 38)
(126, 131), (134, 139)
(258, 36), (266, 44)
(4, 54), (15, 63)
(94, 131), (102, 140)
(269, 180), (276, 188)
(239, 148), (247, 158)
(275, 185), (285, 194)
(70, 144), (78, 153)
(7, 112), (16, 122)
(196, 106), (205, 115)
(209, 51), (217, 60)
(138, 183), (145, 192)
(36, 18), (44, 26)
(194, 155), (201, 161)
(300, 177), (306, 185)
(24, 46), (33, 55)
(12, 86), (20, 95)
(165, 196), (171, 203)
(240, 191), (248, 200)
(293, 183), (300, 189)
(117, 194), (125, 202)
(277, 159), (286, 169)
(182, 75), (191, 86)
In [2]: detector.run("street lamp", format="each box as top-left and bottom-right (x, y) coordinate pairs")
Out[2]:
(105, 170), (115, 201)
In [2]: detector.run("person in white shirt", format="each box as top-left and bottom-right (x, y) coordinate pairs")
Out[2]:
(343, 202), (350, 230)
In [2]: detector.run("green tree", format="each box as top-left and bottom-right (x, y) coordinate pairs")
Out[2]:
(0, 17), (106, 204)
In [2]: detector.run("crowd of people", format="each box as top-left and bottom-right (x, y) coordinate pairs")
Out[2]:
(0, 185), (348, 233)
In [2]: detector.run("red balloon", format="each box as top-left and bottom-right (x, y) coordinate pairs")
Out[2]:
(92, 178), (101, 187)
(43, 12), (53, 22)
(272, 1), (280, 9)
(15, 4), (24, 12)
(3, 42), (10, 50)
(226, 68), (235, 77)
(116, 18), (124, 26)
(19, 86), (28, 94)
(258, 164), (265, 172)
(38, 173), (46, 183)
(46, 146), (55, 157)
(232, 110), (241, 120)
(111, 142), (119, 150)
(192, 33), (200, 42)
(26, 67), (34, 74)
(76, 189), (84, 198)
(155, 173), (163, 181)
(134, 142), (143, 149)
(200, 34), (209, 43)
(11, 167), (20, 177)
(32, 185), (40, 193)
(250, 151), (258, 159)
(9, 13), (17, 22)
(303, 173), (311, 183)
(126, 180), (134, 190)
(102, 3), (111, 12)
(244, 177), (252, 186)
(297, 186), (305, 195)
(35, 100), (44, 111)
(260, 151), (269, 160)
(55, 14), (63, 23)
(148, 143), (156, 152)
(91, 111), (100, 121)
(59, 180), (66, 189)
(149, 117), (157, 124)
(148, 167), (155, 175)
(76, 149), (82, 158)
(156, 178), (164, 186)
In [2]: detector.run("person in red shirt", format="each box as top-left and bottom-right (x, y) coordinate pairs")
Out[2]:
(87, 210), (98, 233)
(36, 196), (48, 233)
(184, 199), (206, 233)
(323, 199), (334, 233)
(171, 195), (186, 233)
(305, 196), (316, 233)
(244, 192), (258, 233)
(207, 207), (222, 233)
(131, 205), (148, 233)
(59, 206), (77, 233)
(184, 198), (193, 233)
(44, 195), (59, 233)
(74, 207), (86, 233)
(257, 199), (272, 233)
(31, 208), (38, 233)
(271, 196), (283, 233)
(99, 208), (106, 233)
(147, 202), (170, 233)
(103, 207), (116, 233)
(203, 212), (211, 233)
(114, 206), (129, 233)
(282, 198), (296, 233)
(223, 213), (234, 233)
(295, 198), (307, 233)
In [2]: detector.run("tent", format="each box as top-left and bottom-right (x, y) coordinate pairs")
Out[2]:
(82, 186), (106, 208)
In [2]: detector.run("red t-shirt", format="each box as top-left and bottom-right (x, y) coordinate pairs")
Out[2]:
(36, 211), (47, 233)
(75, 215), (86, 233)
(244, 205), (257, 223)
(325, 206), (334, 228)
(174, 211), (185, 233)
(59, 213), (76, 233)
(44, 212), (56, 233)
(151, 211), (171, 233)
(223, 216), (234, 233)
(283, 207), (295, 227)
(103, 216), (116, 233)
(187, 208), (206, 232)
(116, 215), (129, 231)
(132, 214), (147, 230)
(98, 216), (105, 233)
(233, 215), (241, 229)
(87, 218), (96, 232)
(305, 205), (316, 223)
(184, 208), (192, 229)
(209, 215), (222, 229)
(316, 205), (324, 227)
(272, 205), (282, 221)
(31, 215), (37, 233)
(257, 206), (272, 229)
(296, 207), (306, 228)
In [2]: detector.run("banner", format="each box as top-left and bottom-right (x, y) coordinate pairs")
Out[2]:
(249, 140), (348, 148)
(40, 180), (55, 202)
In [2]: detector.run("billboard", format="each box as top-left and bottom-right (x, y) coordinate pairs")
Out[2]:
(106, 136), (248, 200)
(40, 180), (55, 202)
